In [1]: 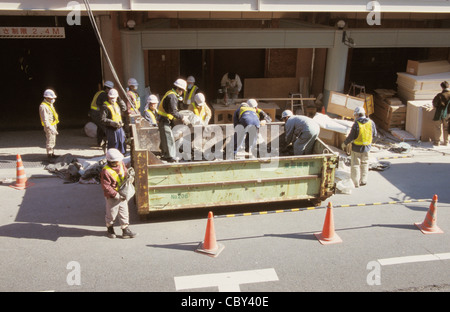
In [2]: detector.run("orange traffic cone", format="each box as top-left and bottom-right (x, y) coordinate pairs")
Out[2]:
(321, 106), (326, 114)
(9, 154), (34, 190)
(314, 202), (342, 245)
(196, 211), (225, 257)
(415, 194), (443, 234)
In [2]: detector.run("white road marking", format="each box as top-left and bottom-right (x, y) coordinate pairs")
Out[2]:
(174, 268), (278, 292)
(377, 252), (450, 266)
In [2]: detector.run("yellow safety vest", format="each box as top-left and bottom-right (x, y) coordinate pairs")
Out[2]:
(104, 162), (125, 191)
(239, 106), (257, 118)
(104, 101), (122, 123)
(183, 85), (198, 103)
(192, 103), (207, 121)
(157, 90), (178, 120)
(146, 109), (158, 125)
(128, 90), (141, 111)
(90, 90), (105, 111)
(40, 101), (59, 127)
(354, 120), (373, 146)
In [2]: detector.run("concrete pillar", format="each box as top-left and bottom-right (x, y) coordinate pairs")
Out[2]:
(121, 30), (146, 114)
(323, 30), (349, 112)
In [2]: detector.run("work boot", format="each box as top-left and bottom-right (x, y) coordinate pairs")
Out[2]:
(122, 227), (137, 239)
(106, 226), (116, 239)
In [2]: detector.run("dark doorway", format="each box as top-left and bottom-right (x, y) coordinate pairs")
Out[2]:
(0, 16), (102, 130)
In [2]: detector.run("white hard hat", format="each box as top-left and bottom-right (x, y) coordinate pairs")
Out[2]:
(106, 148), (124, 162)
(108, 88), (119, 98)
(281, 110), (293, 119)
(247, 99), (258, 108)
(104, 81), (114, 89)
(174, 78), (187, 91)
(187, 76), (195, 83)
(354, 106), (365, 116)
(128, 78), (138, 86)
(43, 89), (57, 99)
(147, 94), (159, 104)
(194, 93), (206, 106)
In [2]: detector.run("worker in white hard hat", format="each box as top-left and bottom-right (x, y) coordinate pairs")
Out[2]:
(100, 88), (128, 155)
(156, 78), (190, 162)
(89, 80), (114, 147)
(182, 76), (200, 110)
(101, 148), (137, 239)
(189, 93), (212, 125)
(39, 89), (59, 161)
(342, 106), (377, 188)
(143, 94), (159, 127)
(281, 109), (320, 156)
(126, 78), (141, 115)
(221, 72), (242, 104)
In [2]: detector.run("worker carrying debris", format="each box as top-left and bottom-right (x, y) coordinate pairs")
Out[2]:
(101, 148), (137, 239)
(143, 94), (159, 126)
(342, 106), (377, 188)
(189, 93), (212, 126)
(39, 89), (59, 161)
(281, 109), (320, 155)
(100, 88), (128, 155)
(157, 78), (190, 162)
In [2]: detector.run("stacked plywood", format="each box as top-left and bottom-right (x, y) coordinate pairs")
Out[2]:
(396, 71), (450, 101)
(371, 89), (406, 131)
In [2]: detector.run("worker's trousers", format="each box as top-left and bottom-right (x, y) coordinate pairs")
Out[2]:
(44, 126), (57, 155)
(293, 129), (319, 155)
(432, 117), (449, 145)
(105, 196), (129, 228)
(350, 151), (369, 187)
(158, 120), (176, 159)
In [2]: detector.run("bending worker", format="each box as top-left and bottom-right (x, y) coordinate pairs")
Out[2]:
(233, 99), (262, 156)
(190, 93), (212, 126)
(342, 106), (377, 188)
(281, 109), (320, 155)
(157, 78), (190, 162)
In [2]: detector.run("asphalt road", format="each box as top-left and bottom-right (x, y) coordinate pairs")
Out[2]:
(0, 129), (449, 299)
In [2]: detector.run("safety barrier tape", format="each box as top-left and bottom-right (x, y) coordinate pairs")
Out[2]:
(215, 198), (430, 219)
(377, 155), (413, 160)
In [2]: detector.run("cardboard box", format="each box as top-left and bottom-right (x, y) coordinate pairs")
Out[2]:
(405, 100), (442, 142)
(406, 60), (450, 76)
(327, 91), (365, 118)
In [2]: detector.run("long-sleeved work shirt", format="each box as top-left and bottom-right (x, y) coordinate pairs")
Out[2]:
(344, 117), (377, 153)
(284, 115), (320, 145)
(101, 161), (128, 199)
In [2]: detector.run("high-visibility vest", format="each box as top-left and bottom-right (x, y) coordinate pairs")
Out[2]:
(128, 90), (141, 111)
(239, 106), (257, 119)
(146, 109), (157, 125)
(183, 85), (198, 104)
(90, 90), (105, 111)
(157, 90), (178, 120)
(192, 103), (207, 121)
(354, 120), (373, 146)
(40, 101), (59, 127)
(104, 101), (122, 123)
(104, 162), (125, 191)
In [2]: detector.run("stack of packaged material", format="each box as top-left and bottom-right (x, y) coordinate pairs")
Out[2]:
(396, 71), (450, 101)
(371, 89), (406, 131)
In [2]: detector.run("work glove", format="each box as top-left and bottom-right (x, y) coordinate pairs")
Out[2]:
(341, 143), (347, 151)
(182, 116), (190, 125)
(110, 121), (121, 129)
(260, 120), (267, 127)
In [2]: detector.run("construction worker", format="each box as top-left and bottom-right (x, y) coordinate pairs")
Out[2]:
(182, 76), (200, 110)
(233, 99), (261, 156)
(89, 80), (114, 147)
(282, 109), (320, 156)
(342, 106), (377, 188)
(39, 89), (59, 161)
(190, 93), (212, 126)
(126, 78), (141, 115)
(143, 94), (159, 127)
(221, 72), (242, 103)
(157, 78), (190, 162)
(100, 88), (128, 155)
(431, 81), (450, 146)
(101, 148), (137, 239)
